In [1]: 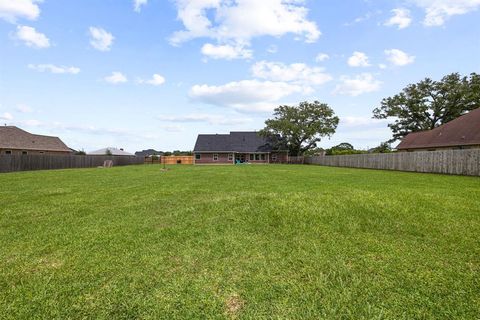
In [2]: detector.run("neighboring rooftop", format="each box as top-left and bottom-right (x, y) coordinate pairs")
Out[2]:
(135, 149), (163, 157)
(194, 131), (285, 153)
(397, 107), (480, 150)
(88, 147), (135, 156)
(0, 126), (71, 152)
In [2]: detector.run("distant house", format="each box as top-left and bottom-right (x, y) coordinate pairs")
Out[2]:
(88, 147), (135, 156)
(397, 107), (480, 152)
(135, 149), (163, 157)
(193, 131), (288, 164)
(0, 126), (72, 155)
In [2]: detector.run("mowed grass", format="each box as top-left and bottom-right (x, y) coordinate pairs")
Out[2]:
(0, 165), (479, 319)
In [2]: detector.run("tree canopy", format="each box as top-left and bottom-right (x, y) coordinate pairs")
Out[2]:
(260, 101), (339, 156)
(373, 72), (480, 142)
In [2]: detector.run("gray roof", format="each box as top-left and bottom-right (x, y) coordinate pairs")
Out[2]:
(194, 131), (284, 153)
(88, 147), (135, 156)
(0, 126), (72, 152)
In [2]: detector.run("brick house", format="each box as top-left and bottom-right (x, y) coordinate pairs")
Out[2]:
(0, 126), (72, 155)
(193, 131), (289, 164)
(397, 107), (480, 152)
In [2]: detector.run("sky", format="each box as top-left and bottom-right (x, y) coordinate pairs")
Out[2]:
(1, 0), (479, 153)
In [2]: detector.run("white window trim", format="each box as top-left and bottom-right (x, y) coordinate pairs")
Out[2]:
(213, 153), (219, 161)
(228, 154), (233, 161)
(271, 154), (277, 161)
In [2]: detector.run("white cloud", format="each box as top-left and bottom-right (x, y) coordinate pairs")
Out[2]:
(158, 113), (251, 125)
(0, 112), (13, 120)
(161, 125), (184, 132)
(201, 43), (252, 60)
(267, 45), (278, 54)
(385, 49), (415, 66)
(410, 0), (480, 26)
(137, 74), (166, 86)
(384, 8), (412, 29)
(170, 0), (320, 56)
(347, 51), (371, 67)
(28, 64), (80, 74)
(190, 80), (305, 112)
(15, 25), (50, 48)
(315, 53), (329, 62)
(341, 116), (389, 127)
(133, 0), (148, 12)
(89, 27), (114, 51)
(16, 104), (33, 113)
(378, 63), (387, 69)
(251, 61), (332, 86)
(0, 0), (40, 23)
(104, 72), (128, 84)
(334, 73), (382, 96)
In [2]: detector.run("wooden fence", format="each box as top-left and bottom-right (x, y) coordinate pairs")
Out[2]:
(305, 149), (480, 176)
(0, 154), (144, 173)
(144, 156), (194, 165)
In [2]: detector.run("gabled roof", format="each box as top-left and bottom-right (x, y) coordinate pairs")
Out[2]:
(88, 147), (135, 156)
(397, 107), (480, 150)
(194, 131), (285, 153)
(0, 126), (72, 152)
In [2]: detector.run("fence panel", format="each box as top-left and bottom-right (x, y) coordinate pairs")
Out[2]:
(0, 155), (144, 173)
(305, 149), (480, 176)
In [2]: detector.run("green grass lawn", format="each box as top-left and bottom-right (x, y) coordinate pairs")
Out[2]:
(1, 165), (479, 319)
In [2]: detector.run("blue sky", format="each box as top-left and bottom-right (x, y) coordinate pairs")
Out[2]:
(1, 0), (479, 153)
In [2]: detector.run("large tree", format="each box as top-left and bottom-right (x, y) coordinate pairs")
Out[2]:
(373, 72), (480, 142)
(260, 101), (339, 156)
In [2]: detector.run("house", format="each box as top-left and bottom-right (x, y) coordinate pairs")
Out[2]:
(135, 149), (164, 157)
(193, 131), (289, 164)
(88, 147), (135, 156)
(0, 126), (72, 155)
(397, 107), (480, 152)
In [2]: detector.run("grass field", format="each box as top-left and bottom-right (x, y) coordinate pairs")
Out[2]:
(1, 164), (479, 319)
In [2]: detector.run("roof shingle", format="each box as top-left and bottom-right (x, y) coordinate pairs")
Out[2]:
(0, 126), (72, 152)
(194, 131), (284, 152)
(396, 107), (480, 150)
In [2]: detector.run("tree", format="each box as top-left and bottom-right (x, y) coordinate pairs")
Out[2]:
(373, 72), (480, 142)
(370, 142), (392, 154)
(105, 149), (113, 156)
(332, 142), (354, 151)
(260, 101), (339, 156)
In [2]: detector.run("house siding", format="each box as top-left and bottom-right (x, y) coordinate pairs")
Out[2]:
(195, 153), (233, 164)
(194, 152), (289, 164)
(0, 148), (72, 155)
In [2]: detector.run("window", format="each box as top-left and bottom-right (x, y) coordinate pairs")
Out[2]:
(249, 154), (254, 161)
(260, 154), (266, 161)
(255, 154), (260, 161)
(271, 154), (277, 161)
(195, 154), (201, 160)
(22, 151), (28, 155)
(228, 154), (233, 161)
(5, 150), (12, 155)
(213, 153), (218, 161)
(39, 151), (45, 154)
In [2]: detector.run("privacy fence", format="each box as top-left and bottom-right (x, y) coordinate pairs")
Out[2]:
(305, 149), (480, 176)
(0, 154), (144, 173)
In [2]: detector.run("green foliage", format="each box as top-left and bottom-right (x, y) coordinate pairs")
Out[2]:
(74, 149), (86, 156)
(326, 142), (365, 155)
(327, 149), (367, 155)
(373, 72), (480, 142)
(261, 101), (339, 156)
(370, 142), (393, 154)
(1, 165), (479, 318)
